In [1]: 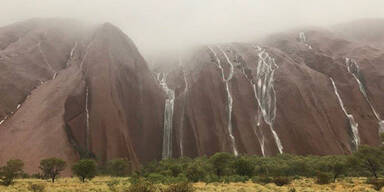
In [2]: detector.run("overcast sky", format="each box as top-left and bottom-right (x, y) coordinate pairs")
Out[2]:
(1, 0), (384, 56)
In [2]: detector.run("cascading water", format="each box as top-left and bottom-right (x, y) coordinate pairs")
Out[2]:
(157, 73), (175, 159)
(85, 86), (90, 150)
(179, 66), (189, 157)
(38, 42), (56, 79)
(208, 46), (238, 156)
(0, 116), (8, 125)
(345, 58), (384, 133)
(79, 41), (94, 151)
(66, 42), (78, 67)
(234, 49), (266, 156)
(330, 77), (360, 150)
(298, 32), (313, 49)
(251, 46), (283, 154)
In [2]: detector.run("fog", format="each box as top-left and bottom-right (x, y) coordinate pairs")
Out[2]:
(1, 0), (384, 57)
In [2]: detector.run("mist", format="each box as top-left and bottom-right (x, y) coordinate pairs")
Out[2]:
(1, 0), (384, 57)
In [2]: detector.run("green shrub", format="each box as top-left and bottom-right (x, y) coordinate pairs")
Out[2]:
(71, 159), (97, 182)
(209, 152), (234, 177)
(162, 182), (195, 192)
(185, 164), (206, 182)
(107, 159), (131, 177)
(367, 178), (384, 191)
(316, 172), (332, 184)
(232, 158), (254, 177)
(251, 176), (272, 184)
(0, 159), (24, 186)
(203, 174), (220, 183)
(28, 183), (46, 192)
(146, 173), (165, 183)
(39, 158), (66, 183)
(125, 178), (157, 192)
(272, 176), (291, 186)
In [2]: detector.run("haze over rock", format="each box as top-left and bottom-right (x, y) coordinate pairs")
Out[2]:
(0, 18), (383, 173)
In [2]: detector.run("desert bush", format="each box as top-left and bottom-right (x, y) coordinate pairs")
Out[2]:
(0, 159), (24, 186)
(185, 163), (206, 182)
(28, 182), (46, 192)
(107, 158), (131, 177)
(316, 172), (332, 184)
(72, 159), (97, 182)
(272, 176), (291, 186)
(39, 158), (66, 183)
(203, 174), (220, 183)
(146, 173), (166, 183)
(125, 178), (157, 192)
(367, 178), (384, 191)
(350, 145), (384, 178)
(209, 152), (234, 177)
(232, 157), (254, 177)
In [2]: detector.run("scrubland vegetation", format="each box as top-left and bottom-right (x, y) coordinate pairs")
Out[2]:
(1, 136), (384, 191)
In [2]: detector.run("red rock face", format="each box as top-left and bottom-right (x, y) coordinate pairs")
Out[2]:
(165, 20), (384, 158)
(0, 18), (383, 173)
(0, 19), (164, 173)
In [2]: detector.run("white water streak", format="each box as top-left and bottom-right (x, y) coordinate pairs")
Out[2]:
(253, 46), (283, 154)
(85, 86), (90, 150)
(330, 77), (360, 150)
(345, 58), (384, 134)
(38, 42), (56, 79)
(299, 32), (313, 49)
(208, 46), (238, 156)
(252, 84), (266, 157)
(179, 62), (189, 157)
(158, 73), (175, 159)
(66, 42), (78, 67)
(0, 116), (8, 125)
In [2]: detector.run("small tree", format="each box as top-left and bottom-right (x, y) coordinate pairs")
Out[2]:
(107, 158), (130, 177)
(39, 158), (66, 183)
(209, 152), (233, 177)
(317, 156), (347, 182)
(350, 145), (384, 178)
(0, 159), (24, 186)
(233, 157), (254, 177)
(72, 159), (97, 182)
(186, 163), (206, 182)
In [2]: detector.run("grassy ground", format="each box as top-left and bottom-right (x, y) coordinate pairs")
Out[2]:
(0, 177), (381, 192)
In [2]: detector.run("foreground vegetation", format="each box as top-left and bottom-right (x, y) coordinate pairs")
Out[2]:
(1, 134), (384, 191)
(0, 177), (383, 192)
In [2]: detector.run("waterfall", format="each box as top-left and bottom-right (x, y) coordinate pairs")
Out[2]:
(157, 73), (175, 159)
(208, 46), (238, 156)
(298, 32), (312, 49)
(235, 49), (267, 156)
(251, 46), (283, 154)
(345, 58), (384, 133)
(66, 42), (78, 67)
(179, 68), (188, 157)
(0, 116), (8, 125)
(38, 42), (56, 79)
(85, 86), (90, 150)
(330, 77), (360, 150)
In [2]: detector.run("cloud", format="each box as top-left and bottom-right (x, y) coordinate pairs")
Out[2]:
(0, 0), (383, 56)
